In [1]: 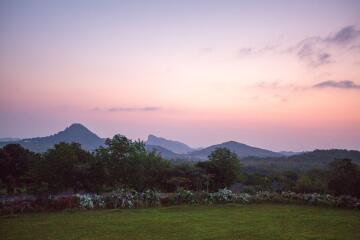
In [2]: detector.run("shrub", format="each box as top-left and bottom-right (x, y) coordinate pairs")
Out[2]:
(234, 193), (252, 204)
(77, 194), (105, 209)
(210, 188), (235, 203)
(173, 189), (195, 204)
(140, 189), (160, 207)
(105, 189), (137, 208)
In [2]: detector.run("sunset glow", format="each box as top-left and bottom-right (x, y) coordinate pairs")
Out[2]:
(1, 0), (360, 151)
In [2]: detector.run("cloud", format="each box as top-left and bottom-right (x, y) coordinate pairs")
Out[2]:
(294, 39), (332, 67)
(237, 45), (279, 58)
(325, 26), (360, 44)
(313, 80), (360, 89)
(290, 25), (360, 67)
(199, 47), (214, 55)
(238, 48), (253, 56)
(108, 107), (160, 112)
(255, 80), (360, 92)
(93, 106), (160, 112)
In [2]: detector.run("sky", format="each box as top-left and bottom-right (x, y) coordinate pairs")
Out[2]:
(0, 0), (360, 151)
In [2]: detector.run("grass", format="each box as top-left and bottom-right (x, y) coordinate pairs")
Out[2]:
(1, 204), (360, 240)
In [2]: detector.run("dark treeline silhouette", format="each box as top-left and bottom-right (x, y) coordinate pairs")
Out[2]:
(1, 134), (360, 197)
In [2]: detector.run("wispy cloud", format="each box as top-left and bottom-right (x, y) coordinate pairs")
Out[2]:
(255, 80), (360, 91)
(289, 25), (360, 67)
(237, 45), (279, 58)
(313, 80), (360, 89)
(238, 47), (253, 56)
(255, 81), (305, 91)
(325, 26), (360, 44)
(92, 106), (160, 112)
(199, 47), (214, 56)
(296, 42), (332, 67)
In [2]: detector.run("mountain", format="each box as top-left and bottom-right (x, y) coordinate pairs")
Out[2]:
(242, 149), (360, 172)
(146, 134), (194, 154)
(190, 141), (282, 159)
(278, 151), (302, 157)
(0, 138), (20, 142)
(145, 144), (183, 160)
(0, 123), (105, 152)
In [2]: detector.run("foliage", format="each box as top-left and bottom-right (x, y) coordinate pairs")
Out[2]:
(327, 159), (360, 196)
(31, 142), (96, 193)
(105, 188), (138, 208)
(0, 144), (39, 194)
(209, 188), (235, 203)
(1, 135), (360, 200)
(77, 194), (105, 209)
(139, 189), (160, 207)
(197, 148), (241, 190)
(96, 135), (171, 191)
(173, 189), (195, 204)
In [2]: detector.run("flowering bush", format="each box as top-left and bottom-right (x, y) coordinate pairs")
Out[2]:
(210, 188), (235, 203)
(1, 190), (360, 215)
(140, 189), (160, 207)
(105, 189), (137, 208)
(234, 193), (252, 204)
(77, 194), (105, 209)
(173, 189), (195, 204)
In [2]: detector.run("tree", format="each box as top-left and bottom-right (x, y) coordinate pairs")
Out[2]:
(32, 142), (95, 193)
(327, 159), (360, 197)
(96, 134), (170, 190)
(197, 148), (241, 190)
(0, 144), (39, 194)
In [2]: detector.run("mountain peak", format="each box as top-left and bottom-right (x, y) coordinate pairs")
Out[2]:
(66, 123), (89, 131)
(190, 140), (282, 159)
(64, 123), (91, 132)
(146, 134), (193, 154)
(0, 123), (105, 152)
(59, 123), (100, 140)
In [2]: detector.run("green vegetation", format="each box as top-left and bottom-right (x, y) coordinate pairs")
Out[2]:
(1, 134), (360, 197)
(1, 204), (359, 240)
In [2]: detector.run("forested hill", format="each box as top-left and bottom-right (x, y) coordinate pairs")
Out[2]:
(190, 141), (282, 159)
(0, 123), (105, 152)
(242, 149), (360, 172)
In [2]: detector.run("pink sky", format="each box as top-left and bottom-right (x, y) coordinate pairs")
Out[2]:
(0, 0), (360, 151)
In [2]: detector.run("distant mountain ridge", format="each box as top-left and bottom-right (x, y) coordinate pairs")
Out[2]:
(189, 141), (282, 159)
(145, 144), (184, 160)
(146, 134), (194, 154)
(0, 138), (20, 142)
(0, 123), (105, 152)
(1, 123), (359, 171)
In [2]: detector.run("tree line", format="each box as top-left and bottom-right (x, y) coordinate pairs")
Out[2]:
(1, 134), (359, 197)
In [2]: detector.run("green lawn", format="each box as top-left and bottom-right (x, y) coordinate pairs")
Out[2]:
(1, 204), (359, 240)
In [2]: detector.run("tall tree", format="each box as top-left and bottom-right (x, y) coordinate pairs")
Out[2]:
(96, 134), (170, 190)
(198, 148), (241, 190)
(327, 159), (360, 197)
(0, 144), (39, 194)
(32, 142), (95, 193)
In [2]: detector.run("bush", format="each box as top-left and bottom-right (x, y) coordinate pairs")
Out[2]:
(104, 189), (138, 208)
(210, 188), (235, 203)
(77, 194), (105, 209)
(139, 189), (160, 207)
(173, 189), (195, 204)
(234, 193), (252, 204)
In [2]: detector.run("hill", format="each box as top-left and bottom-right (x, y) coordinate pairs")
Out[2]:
(146, 134), (194, 154)
(242, 149), (360, 172)
(0, 123), (105, 152)
(145, 144), (184, 160)
(0, 138), (20, 142)
(190, 141), (282, 159)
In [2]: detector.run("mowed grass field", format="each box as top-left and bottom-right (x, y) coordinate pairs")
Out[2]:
(1, 204), (360, 240)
